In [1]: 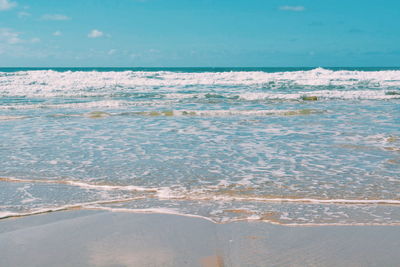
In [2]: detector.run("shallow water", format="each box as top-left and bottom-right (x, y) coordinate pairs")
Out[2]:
(0, 67), (399, 225)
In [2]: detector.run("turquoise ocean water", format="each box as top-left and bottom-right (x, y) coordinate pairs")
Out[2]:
(0, 67), (399, 225)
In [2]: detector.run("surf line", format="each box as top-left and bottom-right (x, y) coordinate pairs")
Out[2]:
(2, 177), (400, 206)
(0, 197), (147, 220)
(3, 205), (400, 227)
(0, 177), (157, 192)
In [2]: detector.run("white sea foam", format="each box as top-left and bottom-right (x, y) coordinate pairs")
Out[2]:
(66, 181), (157, 192)
(85, 206), (218, 223)
(2, 205), (399, 226)
(0, 100), (130, 110)
(2, 176), (400, 225)
(0, 90), (397, 111)
(0, 211), (18, 219)
(0, 109), (322, 117)
(2, 177), (399, 206)
(0, 197), (143, 219)
(160, 90), (400, 101)
(236, 90), (400, 100)
(170, 109), (321, 116)
(116, 109), (322, 117)
(0, 115), (28, 120)
(183, 195), (400, 205)
(1, 68), (400, 98)
(0, 177), (157, 192)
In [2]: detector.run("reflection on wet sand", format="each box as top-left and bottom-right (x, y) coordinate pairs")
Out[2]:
(1, 210), (400, 267)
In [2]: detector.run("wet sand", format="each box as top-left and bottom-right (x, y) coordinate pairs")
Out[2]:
(1, 210), (399, 267)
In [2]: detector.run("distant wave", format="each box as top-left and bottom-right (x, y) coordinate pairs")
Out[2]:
(168, 90), (400, 100)
(0, 91), (398, 111)
(1, 68), (400, 98)
(0, 109), (324, 118)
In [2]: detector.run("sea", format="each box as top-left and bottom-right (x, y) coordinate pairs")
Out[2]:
(0, 67), (399, 225)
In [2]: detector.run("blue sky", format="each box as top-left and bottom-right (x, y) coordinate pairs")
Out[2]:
(0, 0), (399, 67)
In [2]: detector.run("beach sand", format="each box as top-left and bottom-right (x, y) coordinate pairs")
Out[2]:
(1, 210), (399, 267)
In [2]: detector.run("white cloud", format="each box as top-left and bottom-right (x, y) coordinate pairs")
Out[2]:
(53, 30), (62, 36)
(130, 53), (139, 59)
(41, 14), (71, 21)
(0, 28), (22, 44)
(279, 6), (305, 12)
(88, 29), (104, 38)
(0, 0), (16, 11)
(0, 28), (40, 45)
(0, 29), (50, 59)
(108, 49), (117, 55)
(17, 11), (30, 18)
(30, 37), (40, 43)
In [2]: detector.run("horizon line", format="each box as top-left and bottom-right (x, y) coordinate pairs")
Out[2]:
(1, 66), (400, 69)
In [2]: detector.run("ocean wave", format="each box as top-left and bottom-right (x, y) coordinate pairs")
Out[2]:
(0, 177), (157, 192)
(2, 176), (400, 225)
(168, 90), (400, 100)
(3, 205), (400, 226)
(0, 109), (323, 118)
(2, 177), (399, 206)
(0, 100), (131, 110)
(1, 90), (398, 111)
(0, 198), (143, 220)
(122, 109), (323, 117)
(1, 68), (400, 98)
(0, 115), (29, 120)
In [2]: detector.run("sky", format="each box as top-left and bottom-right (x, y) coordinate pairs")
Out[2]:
(0, 0), (400, 67)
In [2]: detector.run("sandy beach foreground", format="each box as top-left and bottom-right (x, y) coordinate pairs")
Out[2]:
(1, 210), (399, 267)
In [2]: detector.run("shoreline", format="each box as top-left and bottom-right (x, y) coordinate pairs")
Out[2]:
(1, 210), (400, 267)
(2, 206), (400, 227)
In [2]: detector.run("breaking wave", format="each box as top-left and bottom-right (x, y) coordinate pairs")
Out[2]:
(1, 68), (400, 98)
